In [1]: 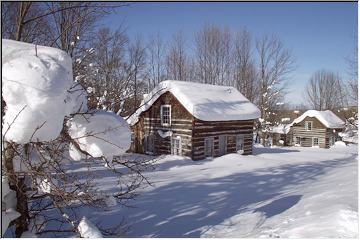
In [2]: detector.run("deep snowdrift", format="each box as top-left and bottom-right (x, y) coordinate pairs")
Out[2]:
(64, 144), (358, 238)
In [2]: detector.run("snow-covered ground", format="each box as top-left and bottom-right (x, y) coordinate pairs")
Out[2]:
(65, 144), (358, 238)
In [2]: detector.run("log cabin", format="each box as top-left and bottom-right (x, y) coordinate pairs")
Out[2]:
(127, 80), (261, 160)
(290, 110), (345, 148)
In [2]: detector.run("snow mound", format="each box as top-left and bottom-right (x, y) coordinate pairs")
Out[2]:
(2, 39), (75, 143)
(21, 231), (37, 238)
(290, 110), (344, 129)
(333, 141), (346, 148)
(2, 209), (21, 235)
(128, 80), (261, 125)
(67, 110), (131, 161)
(78, 217), (103, 238)
(201, 211), (266, 237)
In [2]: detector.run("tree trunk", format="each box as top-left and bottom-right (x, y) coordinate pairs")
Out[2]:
(3, 142), (29, 237)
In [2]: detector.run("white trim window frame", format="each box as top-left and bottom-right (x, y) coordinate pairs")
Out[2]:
(160, 105), (171, 127)
(312, 137), (319, 147)
(204, 137), (214, 158)
(305, 121), (313, 131)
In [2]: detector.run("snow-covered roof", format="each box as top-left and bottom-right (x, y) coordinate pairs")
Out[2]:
(127, 80), (261, 125)
(271, 124), (291, 134)
(290, 110), (345, 129)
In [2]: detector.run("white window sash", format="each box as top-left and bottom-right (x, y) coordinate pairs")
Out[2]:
(305, 121), (313, 131)
(160, 105), (171, 126)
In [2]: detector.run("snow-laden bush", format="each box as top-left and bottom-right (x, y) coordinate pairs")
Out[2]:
(67, 110), (131, 161)
(77, 217), (103, 238)
(1, 39), (131, 236)
(2, 39), (75, 143)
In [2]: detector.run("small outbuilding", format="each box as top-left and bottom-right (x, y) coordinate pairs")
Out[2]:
(290, 110), (345, 148)
(270, 123), (292, 146)
(127, 80), (261, 160)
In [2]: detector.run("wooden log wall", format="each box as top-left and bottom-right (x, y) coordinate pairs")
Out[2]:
(192, 119), (254, 160)
(131, 91), (193, 157)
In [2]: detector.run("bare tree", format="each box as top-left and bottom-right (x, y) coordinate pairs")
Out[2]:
(305, 70), (348, 111)
(255, 34), (295, 146)
(256, 34), (296, 121)
(165, 31), (188, 81)
(147, 33), (166, 91)
(126, 36), (148, 113)
(1, 2), (49, 43)
(195, 24), (232, 85)
(1, 2), (123, 50)
(76, 27), (130, 113)
(233, 28), (258, 102)
(346, 46), (358, 104)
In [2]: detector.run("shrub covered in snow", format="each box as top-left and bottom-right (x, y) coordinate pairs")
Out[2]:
(2, 39), (77, 143)
(67, 110), (131, 161)
(1, 39), (132, 236)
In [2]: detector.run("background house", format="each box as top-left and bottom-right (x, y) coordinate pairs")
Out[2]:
(127, 80), (261, 160)
(290, 110), (345, 148)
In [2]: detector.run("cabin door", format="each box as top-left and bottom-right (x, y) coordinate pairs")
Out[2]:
(144, 133), (155, 154)
(219, 135), (227, 156)
(171, 137), (182, 155)
(236, 135), (244, 154)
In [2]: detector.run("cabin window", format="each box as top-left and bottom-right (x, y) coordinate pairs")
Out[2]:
(312, 137), (319, 147)
(329, 136), (334, 146)
(204, 137), (214, 157)
(305, 121), (313, 131)
(236, 135), (244, 153)
(160, 105), (171, 126)
(171, 136), (182, 155)
(295, 137), (301, 145)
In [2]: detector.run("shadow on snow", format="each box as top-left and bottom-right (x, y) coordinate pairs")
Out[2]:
(80, 153), (355, 237)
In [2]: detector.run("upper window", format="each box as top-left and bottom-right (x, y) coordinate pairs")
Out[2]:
(305, 121), (313, 131)
(160, 105), (171, 126)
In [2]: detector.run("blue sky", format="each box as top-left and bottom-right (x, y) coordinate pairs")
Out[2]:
(101, 2), (357, 106)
